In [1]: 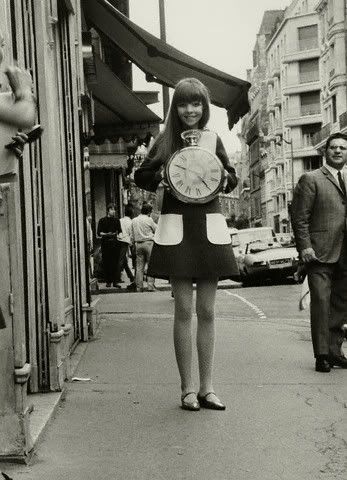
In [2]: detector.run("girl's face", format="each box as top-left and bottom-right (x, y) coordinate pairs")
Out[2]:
(177, 100), (203, 130)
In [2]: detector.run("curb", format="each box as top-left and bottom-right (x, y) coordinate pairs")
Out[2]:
(97, 282), (243, 294)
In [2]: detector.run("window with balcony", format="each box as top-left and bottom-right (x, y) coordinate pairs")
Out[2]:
(298, 24), (318, 51)
(299, 59), (319, 83)
(303, 156), (323, 171)
(300, 91), (320, 116)
(301, 123), (321, 147)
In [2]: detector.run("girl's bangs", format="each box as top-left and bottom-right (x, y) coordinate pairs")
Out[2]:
(174, 81), (206, 104)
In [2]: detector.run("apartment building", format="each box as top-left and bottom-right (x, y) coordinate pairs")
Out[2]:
(265, 0), (323, 233)
(313, 0), (347, 147)
(240, 10), (285, 227)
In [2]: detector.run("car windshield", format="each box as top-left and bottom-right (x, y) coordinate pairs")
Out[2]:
(231, 229), (278, 248)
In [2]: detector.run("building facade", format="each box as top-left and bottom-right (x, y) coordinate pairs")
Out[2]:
(265, 0), (323, 232)
(313, 0), (347, 148)
(0, 0), (91, 460)
(241, 10), (285, 228)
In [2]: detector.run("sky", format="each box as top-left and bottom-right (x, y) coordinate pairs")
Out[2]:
(129, 0), (291, 154)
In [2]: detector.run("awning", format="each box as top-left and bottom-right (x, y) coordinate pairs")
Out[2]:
(88, 55), (161, 126)
(82, 0), (251, 128)
(89, 153), (128, 170)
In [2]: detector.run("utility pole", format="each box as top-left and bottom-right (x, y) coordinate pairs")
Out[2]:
(158, 0), (170, 119)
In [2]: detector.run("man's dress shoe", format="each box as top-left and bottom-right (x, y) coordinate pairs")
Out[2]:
(328, 353), (347, 369)
(315, 357), (331, 373)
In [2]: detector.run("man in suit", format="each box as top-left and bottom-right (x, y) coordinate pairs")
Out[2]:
(291, 132), (347, 372)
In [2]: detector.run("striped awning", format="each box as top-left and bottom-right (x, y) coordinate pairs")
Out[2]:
(82, 0), (251, 129)
(89, 154), (128, 170)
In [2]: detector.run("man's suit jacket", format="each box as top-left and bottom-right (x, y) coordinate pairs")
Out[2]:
(291, 165), (347, 263)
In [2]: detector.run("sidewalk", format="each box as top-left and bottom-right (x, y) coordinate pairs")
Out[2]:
(2, 290), (347, 479)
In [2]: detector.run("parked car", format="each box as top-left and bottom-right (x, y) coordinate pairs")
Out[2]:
(229, 227), (279, 276)
(239, 240), (299, 285)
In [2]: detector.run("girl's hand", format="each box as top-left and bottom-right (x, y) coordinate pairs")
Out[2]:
(4, 66), (33, 101)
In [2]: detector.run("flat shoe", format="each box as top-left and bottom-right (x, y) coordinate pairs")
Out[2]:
(181, 392), (200, 411)
(197, 392), (226, 410)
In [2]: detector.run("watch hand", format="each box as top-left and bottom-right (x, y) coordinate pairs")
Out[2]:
(199, 177), (211, 190)
(173, 165), (211, 190)
(175, 165), (187, 171)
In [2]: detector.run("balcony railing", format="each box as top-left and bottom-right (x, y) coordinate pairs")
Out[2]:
(299, 72), (319, 83)
(312, 123), (331, 146)
(301, 104), (321, 116)
(298, 39), (319, 51)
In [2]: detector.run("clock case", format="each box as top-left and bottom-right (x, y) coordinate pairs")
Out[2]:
(164, 129), (225, 204)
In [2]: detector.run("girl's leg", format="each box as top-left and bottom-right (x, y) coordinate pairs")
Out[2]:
(196, 277), (218, 395)
(170, 277), (194, 396)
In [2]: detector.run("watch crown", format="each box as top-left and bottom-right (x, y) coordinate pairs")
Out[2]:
(181, 129), (201, 147)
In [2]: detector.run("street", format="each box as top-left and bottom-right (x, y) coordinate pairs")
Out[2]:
(2, 283), (347, 480)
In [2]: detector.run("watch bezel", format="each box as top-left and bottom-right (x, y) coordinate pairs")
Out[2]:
(165, 146), (224, 204)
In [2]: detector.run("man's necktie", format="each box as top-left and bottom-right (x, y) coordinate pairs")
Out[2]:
(337, 171), (346, 196)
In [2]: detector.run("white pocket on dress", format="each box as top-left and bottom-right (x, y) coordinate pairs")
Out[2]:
(154, 214), (183, 245)
(206, 213), (231, 245)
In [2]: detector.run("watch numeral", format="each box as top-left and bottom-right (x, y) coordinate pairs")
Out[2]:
(184, 186), (191, 195)
(172, 172), (181, 178)
(210, 177), (219, 182)
(175, 180), (184, 188)
(195, 187), (201, 196)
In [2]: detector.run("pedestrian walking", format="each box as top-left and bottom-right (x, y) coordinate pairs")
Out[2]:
(97, 203), (122, 288)
(134, 77), (239, 411)
(131, 203), (157, 292)
(291, 132), (347, 373)
(117, 204), (136, 291)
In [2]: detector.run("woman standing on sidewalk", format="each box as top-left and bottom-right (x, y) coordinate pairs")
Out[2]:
(134, 78), (239, 411)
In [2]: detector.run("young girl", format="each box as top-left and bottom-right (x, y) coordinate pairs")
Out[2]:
(134, 78), (239, 411)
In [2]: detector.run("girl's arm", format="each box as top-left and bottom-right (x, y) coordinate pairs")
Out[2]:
(134, 143), (164, 192)
(216, 136), (238, 193)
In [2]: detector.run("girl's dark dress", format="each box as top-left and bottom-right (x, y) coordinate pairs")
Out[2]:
(134, 131), (239, 280)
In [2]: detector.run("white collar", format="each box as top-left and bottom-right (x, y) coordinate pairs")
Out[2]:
(325, 163), (344, 180)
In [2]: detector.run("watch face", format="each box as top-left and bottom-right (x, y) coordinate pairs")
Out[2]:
(166, 147), (224, 203)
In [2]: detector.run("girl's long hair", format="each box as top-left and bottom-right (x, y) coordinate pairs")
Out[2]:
(148, 78), (211, 165)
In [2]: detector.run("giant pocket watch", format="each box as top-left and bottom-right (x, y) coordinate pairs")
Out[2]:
(164, 129), (225, 204)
